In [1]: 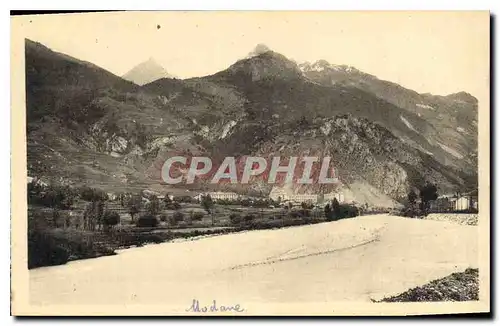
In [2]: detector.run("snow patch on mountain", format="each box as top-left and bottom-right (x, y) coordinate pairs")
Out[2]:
(221, 120), (237, 139)
(437, 142), (464, 159)
(416, 103), (436, 110)
(299, 60), (357, 74)
(309, 63), (326, 72)
(418, 146), (434, 156)
(400, 115), (418, 133)
(108, 136), (128, 153)
(320, 121), (332, 136)
(196, 125), (210, 138)
(149, 136), (176, 150)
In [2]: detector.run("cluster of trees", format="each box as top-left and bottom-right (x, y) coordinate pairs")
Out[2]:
(133, 194), (165, 227)
(126, 194), (142, 221)
(324, 198), (359, 221)
(402, 183), (438, 218)
(211, 197), (279, 208)
(28, 181), (110, 210)
(200, 194), (215, 226)
(301, 202), (314, 210)
(28, 181), (75, 209)
(229, 213), (257, 225)
(136, 214), (159, 228)
(124, 192), (173, 224)
(133, 193), (211, 228)
(173, 195), (194, 203)
(79, 186), (109, 202)
(136, 209), (205, 228)
(228, 207), (325, 227)
(120, 192), (188, 225)
(82, 201), (120, 231)
(28, 180), (120, 231)
(78, 187), (121, 231)
(288, 209), (314, 218)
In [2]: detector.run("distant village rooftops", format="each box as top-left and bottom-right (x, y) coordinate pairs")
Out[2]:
(269, 186), (344, 203)
(194, 192), (239, 201)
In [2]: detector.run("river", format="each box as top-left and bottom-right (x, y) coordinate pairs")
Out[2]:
(29, 215), (478, 308)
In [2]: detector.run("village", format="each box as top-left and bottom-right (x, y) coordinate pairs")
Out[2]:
(104, 187), (479, 214)
(28, 175), (478, 214)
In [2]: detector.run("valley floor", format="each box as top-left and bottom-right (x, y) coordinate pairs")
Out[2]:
(29, 214), (478, 310)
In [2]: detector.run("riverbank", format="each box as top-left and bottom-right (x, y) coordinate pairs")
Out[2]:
(28, 217), (329, 269)
(378, 268), (479, 302)
(29, 213), (478, 269)
(425, 213), (478, 226)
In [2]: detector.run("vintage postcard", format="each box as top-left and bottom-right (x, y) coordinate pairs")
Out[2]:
(11, 11), (490, 316)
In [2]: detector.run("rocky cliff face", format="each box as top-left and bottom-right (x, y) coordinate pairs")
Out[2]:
(213, 114), (467, 204)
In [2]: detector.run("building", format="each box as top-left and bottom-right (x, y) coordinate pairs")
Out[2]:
(451, 196), (473, 211)
(268, 186), (343, 204)
(287, 193), (317, 203)
(269, 187), (288, 202)
(429, 197), (453, 211)
(27, 176), (48, 187)
(428, 194), (478, 212)
(107, 192), (118, 201)
(195, 192), (240, 201)
(324, 192), (345, 203)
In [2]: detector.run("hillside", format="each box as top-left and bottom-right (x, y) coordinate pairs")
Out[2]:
(26, 39), (192, 190)
(25, 40), (478, 205)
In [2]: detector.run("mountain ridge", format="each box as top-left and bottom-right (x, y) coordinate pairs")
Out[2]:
(25, 39), (478, 206)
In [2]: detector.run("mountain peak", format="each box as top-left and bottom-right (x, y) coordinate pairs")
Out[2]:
(246, 43), (273, 58)
(223, 48), (302, 82)
(445, 91), (478, 104)
(145, 56), (159, 64)
(123, 58), (174, 86)
(244, 44), (297, 63)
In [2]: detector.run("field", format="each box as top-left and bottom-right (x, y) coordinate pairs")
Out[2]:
(33, 199), (323, 228)
(27, 200), (329, 268)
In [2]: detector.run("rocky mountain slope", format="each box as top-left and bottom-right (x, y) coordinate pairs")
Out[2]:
(25, 40), (478, 206)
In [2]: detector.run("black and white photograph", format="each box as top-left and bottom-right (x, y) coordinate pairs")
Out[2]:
(10, 11), (490, 316)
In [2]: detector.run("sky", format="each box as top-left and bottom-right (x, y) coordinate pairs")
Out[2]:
(13, 11), (489, 97)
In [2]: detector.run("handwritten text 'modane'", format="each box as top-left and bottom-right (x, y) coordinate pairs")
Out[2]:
(186, 299), (244, 313)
